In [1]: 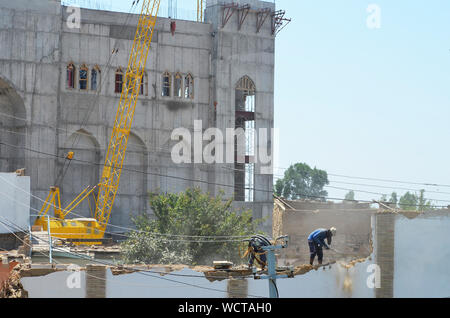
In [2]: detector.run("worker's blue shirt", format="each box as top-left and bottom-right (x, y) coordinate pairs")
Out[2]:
(308, 229), (330, 249)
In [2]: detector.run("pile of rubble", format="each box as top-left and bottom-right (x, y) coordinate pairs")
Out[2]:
(0, 264), (28, 298)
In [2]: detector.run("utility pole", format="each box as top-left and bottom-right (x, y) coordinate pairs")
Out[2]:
(47, 215), (52, 264)
(253, 236), (293, 298)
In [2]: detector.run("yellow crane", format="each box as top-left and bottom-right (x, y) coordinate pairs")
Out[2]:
(34, 0), (162, 245)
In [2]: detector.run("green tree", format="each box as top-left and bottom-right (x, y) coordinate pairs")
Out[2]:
(121, 188), (262, 265)
(399, 190), (433, 211)
(417, 189), (433, 211)
(274, 163), (329, 201)
(389, 192), (398, 206)
(344, 190), (355, 201)
(399, 191), (418, 211)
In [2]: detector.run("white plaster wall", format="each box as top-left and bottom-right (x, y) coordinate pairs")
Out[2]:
(0, 172), (31, 233)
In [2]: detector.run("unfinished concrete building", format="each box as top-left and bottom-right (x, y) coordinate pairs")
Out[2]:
(0, 0), (289, 234)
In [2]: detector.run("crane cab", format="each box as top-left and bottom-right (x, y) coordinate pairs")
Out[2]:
(34, 217), (104, 246)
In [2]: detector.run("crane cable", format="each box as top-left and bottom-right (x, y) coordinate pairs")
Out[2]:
(56, 0), (142, 187)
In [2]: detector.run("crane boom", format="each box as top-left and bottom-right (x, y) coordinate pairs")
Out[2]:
(35, 0), (162, 244)
(95, 0), (161, 232)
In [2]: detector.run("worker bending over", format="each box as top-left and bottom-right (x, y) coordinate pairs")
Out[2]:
(308, 227), (336, 265)
(244, 235), (272, 270)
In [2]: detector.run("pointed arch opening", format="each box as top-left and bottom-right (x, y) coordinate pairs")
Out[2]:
(113, 132), (148, 229)
(140, 71), (148, 96)
(184, 73), (194, 99)
(60, 129), (100, 218)
(161, 71), (171, 97)
(0, 77), (26, 173)
(115, 68), (124, 93)
(66, 63), (75, 89)
(174, 72), (183, 98)
(234, 76), (256, 202)
(91, 65), (101, 91)
(79, 64), (88, 90)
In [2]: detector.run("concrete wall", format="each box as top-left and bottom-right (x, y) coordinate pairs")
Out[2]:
(274, 199), (374, 265)
(206, 0), (276, 233)
(374, 212), (395, 298)
(0, 0), (276, 234)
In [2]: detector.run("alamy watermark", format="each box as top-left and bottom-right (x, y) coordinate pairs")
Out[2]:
(170, 120), (277, 175)
(66, 264), (81, 289)
(366, 264), (381, 289)
(66, 6), (81, 29)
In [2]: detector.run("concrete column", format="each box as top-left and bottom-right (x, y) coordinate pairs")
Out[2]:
(85, 264), (107, 298)
(227, 278), (248, 298)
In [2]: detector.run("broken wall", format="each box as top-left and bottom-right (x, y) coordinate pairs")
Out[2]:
(274, 199), (374, 265)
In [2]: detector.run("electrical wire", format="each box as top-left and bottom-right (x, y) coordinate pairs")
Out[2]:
(57, 1), (142, 186)
(229, 165), (450, 197)
(276, 166), (450, 188)
(0, 216), (264, 298)
(0, 140), (275, 195)
(0, 174), (260, 244)
(0, 123), (174, 154)
(3, 140), (449, 209)
(0, 218), (258, 295)
(0, 180), (252, 243)
(270, 279), (279, 298)
(324, 185), (450, 204)
(327, 180), (450, 196)
(6, 109), (448, 198)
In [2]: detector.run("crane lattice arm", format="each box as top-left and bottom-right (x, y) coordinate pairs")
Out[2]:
(197, 0), (205, 22)
(95, 0), (161, 232)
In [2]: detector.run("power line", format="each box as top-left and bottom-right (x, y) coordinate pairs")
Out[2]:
(327, 180), (450, 196)
(2, 140), (449, 208)
(0, 123), (173, 154)
(0, 174), (253, 241)
(0, 216), (263, 298)
(276, 166), (450, 188)
(0, 216), (234, 281)
(324, 185), (450, 204)
(57, 1), (145, 186)
(274, 173), (450, 197)
(0, 140), (275, 195)
(6, 107), (448, 194)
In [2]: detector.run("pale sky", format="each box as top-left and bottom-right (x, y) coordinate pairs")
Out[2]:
(273, 0), (450, 205)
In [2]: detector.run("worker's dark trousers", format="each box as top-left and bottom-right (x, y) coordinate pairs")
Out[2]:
(248, 250), (267, 267)
(308, 240), (323, 264)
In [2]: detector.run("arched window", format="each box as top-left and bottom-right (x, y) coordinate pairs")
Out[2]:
(234, 76), (256, 202)
(140, 71), (148, 96)
(115, 68), (124, 93)
(91, 65), (101, 91)
(184, 73), (194, 99)
(235, 75), (256, 112)
(174, 73), (182, 98)
(79, 64), (88, 90)
(161, 71), (171, 97)
(66, 63), (75, 89)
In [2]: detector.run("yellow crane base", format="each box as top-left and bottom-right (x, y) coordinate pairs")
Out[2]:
(33, 217), (106, 246)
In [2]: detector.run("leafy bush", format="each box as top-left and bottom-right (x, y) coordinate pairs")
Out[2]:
(121, 188), (263, 265)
